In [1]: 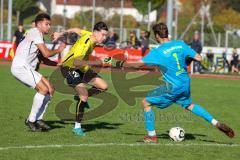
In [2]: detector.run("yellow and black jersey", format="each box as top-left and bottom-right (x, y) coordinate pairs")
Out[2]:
(61, 30), (95, 72)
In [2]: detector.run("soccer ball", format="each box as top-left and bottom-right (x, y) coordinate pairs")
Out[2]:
(169, 127), (185, 142)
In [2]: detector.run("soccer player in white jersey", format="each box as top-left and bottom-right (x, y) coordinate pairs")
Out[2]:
(11, 13), (66, 132)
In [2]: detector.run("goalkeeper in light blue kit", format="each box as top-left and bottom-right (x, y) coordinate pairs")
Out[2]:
(120, 23), (234, 143)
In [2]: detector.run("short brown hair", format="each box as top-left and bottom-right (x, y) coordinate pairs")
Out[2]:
(152, 23), (168, 38)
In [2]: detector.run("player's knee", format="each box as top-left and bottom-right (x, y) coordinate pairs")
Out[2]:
(100, 83), (108, 91)
(42, 88), (49, 95)
(37, 85), (49, 95)
(142, 99), (151, 110)
(186, 104), (194, 111)
(142, 99), (147, 106)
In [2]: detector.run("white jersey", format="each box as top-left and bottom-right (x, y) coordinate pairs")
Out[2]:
(11, 28), (44, 70)
(11, 28), (44, 88)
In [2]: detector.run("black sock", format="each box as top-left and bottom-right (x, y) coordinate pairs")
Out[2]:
(76, 100), (86, 123)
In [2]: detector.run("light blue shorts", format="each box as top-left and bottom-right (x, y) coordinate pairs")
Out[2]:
(146, 85), (192, 109)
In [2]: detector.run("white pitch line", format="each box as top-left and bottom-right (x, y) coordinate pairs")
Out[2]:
(0, 143), (240, 151)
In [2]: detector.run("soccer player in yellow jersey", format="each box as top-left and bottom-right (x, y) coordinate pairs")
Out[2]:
(55, 22), (108, 136)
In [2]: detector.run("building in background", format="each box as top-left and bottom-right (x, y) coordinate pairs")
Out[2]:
(39, 0), (157, 23)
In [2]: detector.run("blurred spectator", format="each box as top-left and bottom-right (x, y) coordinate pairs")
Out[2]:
(105, 31), (118, 45)
(25, 20), (36, 35)
(190, 31), (203, 73)
(140, 30), (150, 56)
(230, 48), (239, 73)
(222, 50), (230, 72)
(206, 49), (214, 71)
(12, 23), (25, 47)
(129, 31), (141, 49)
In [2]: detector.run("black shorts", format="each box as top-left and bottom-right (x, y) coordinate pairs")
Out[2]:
(231, 61), (239, 68)
(60, 66), (100, 87)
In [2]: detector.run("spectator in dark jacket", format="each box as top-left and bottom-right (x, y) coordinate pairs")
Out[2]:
(231, 47), (239, 73)
(12, 24), (25, 47)
(190, 31), (203, 73)
(222, 50), (230, 72)
(105, 31), (118, 45)
(140, 30), (150, 56)
(206, 49), (214, 70)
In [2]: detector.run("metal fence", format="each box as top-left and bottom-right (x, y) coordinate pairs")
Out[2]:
(0, 24), (64, 41)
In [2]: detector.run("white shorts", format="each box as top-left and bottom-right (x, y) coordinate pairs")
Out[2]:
(11, 66), (42, 88)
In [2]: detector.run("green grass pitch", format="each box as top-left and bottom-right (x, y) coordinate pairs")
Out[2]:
(0, 64), (240, 160)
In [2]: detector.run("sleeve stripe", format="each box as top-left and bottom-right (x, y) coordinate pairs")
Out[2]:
(85, 38), (90, 44)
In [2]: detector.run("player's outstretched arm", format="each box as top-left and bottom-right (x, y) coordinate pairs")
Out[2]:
(186, 53), (202, 66)
(111, 58), (145, 69)
(122, 60), (145, 68)
(37, 43), (66, 58)
(52, 28), (81, 41)
(73, 59), (103, 67)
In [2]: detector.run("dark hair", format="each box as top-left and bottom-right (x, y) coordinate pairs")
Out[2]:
(93, 22), (108, 31)
(35, 13), (51, 24)
(130, 31), (136, 35)
(152, 23), (168, 38)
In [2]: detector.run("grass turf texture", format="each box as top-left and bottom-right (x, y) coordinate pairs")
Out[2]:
(0, 64), (239, 160)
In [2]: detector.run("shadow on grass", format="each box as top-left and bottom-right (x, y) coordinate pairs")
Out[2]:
(124, 131), (206, 141)
(44, 120), (68, 130)
(44, 120), (123, 133)
(125, 131), (233, 144)
(83, 121), (123, 133)
(157, 132), (206, 140)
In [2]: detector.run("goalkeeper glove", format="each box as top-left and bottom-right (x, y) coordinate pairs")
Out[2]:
(111, 59), (125, 68)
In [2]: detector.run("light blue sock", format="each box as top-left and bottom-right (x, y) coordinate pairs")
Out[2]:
(144, 108), (155, 131)
(191, 104), (214, 123)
